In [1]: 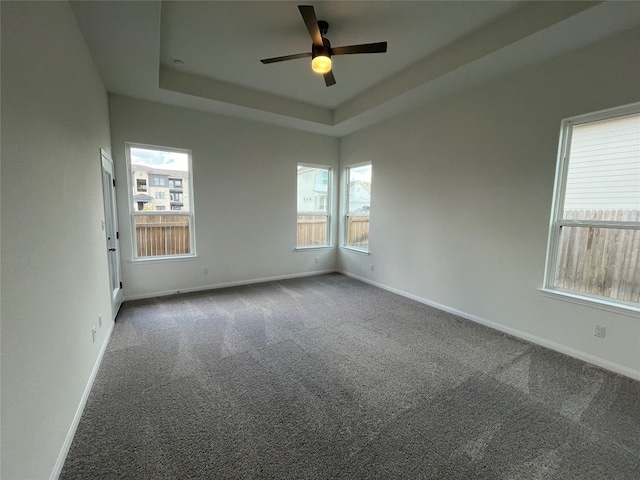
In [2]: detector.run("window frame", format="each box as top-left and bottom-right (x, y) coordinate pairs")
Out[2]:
(342, 161), (372, 254)
(296, 163), (333, 250)
(542, 103), (640, 314)
(126, 142), (197, 262)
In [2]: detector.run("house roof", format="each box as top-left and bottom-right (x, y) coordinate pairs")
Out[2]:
(350, 180), (371, 192)
(132, 163), (188, 179)
(133, 194), (153, 203)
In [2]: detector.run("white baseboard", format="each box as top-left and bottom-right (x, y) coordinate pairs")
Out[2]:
(123, 269), (336, 301)
(50, 320), (115, 480)
(340, 271), (640, 381)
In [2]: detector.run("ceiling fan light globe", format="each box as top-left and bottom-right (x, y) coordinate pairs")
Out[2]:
(312, 55), (332, 74)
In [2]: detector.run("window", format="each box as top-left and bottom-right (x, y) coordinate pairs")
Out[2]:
(136, 179), (147, 192)
(544, 104), (640, 310)
(169, 178), (183, 189)
(297, 164), (331, 248)
(127, 144), (195, 259)
(344, 163), (372, 252)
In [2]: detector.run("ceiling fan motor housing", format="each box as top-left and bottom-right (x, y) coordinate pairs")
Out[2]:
(313, 38), (332, 59)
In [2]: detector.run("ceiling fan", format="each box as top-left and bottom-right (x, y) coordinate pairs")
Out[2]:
(260, 5), (388, 87)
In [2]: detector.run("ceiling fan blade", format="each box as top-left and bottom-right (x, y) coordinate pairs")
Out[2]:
(298, 5), (323, 47)
(331, 42), (388, 56)
(324, 70), (336, 87)
(260, 52), (311, 64)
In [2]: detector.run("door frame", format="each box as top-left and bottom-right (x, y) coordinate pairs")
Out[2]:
(100, 149), (123, 319)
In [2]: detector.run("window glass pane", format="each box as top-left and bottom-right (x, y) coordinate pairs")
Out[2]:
(564, 113), (640, 217)
(297, 165), (330, 247)
(346, 215), (369, 250)
(297, 166), (329, 214)
(553, 225), (640, 303)
(134, 215), (191, 257)
(129, 145), (194, 259)
(130, 147), (190, 213)
(346, 164), (371, 250)
(347, 165), (372, 214)
(547, 106), (640, 308)
(297, 215), (328, 246)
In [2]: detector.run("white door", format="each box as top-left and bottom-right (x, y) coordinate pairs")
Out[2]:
(101, 149), (123, 318)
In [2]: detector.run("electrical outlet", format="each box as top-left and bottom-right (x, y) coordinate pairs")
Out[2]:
(98, 314), (102, 328)
(315, 257), (319, 264)
(204, 268), (209, 275)
(593, 325), (606, 338)
(370, 264), (374, 271)
(92, 326), (97, 343)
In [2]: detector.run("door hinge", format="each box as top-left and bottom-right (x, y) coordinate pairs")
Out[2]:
(112, 179), (116, 187)
(116, 231), (119, 240)
(119, 281), (123, 289)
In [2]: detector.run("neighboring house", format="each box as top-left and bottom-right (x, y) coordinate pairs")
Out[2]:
(131, 164), (190, 212)
(296, 167), (371, 217)
(348, 180), (371, 213)
(564, 114), (640, 211)
(297, 167), (328, 213)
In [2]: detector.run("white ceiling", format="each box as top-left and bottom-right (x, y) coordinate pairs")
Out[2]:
(159, 1), (519, 108)
(69, 1), (640, 137)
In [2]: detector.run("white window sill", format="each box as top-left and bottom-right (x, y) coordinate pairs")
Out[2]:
(130, 254), (199, 265)
(295, 246), (332, 252)
(340, 246), (370, 255)
(539, 288), (640, 318)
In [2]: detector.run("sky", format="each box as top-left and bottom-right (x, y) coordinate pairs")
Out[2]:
(350, 164), (371, 182)
(297, 164), (372, 182)
(130, 147), (189, 171)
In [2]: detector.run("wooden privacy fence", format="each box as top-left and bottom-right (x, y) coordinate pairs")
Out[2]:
(135, 215), (190, 257)
(296, 215), (371, 248)
(555, 209), (640, 303)
(348, 216), (370, 249)
(297, 215), (327, 246)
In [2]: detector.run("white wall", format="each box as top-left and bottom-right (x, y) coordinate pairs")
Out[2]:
(108, 95), (340, 299)
(339, 27), (640, 378)
(1, 5), (636, 478)
(1, 2), (113, 479)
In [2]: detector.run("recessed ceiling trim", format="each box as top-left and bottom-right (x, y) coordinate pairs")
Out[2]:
(70, 1), (640, 138)
(335, 0), (600, 124)
(159, 66), (333, 125)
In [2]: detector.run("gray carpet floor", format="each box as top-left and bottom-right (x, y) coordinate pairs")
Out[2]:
(60, 273), (640, 479)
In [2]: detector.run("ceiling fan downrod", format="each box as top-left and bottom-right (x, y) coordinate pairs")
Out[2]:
(318, 20), (328, 36)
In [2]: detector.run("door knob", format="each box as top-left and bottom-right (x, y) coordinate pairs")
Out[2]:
(108, 248), (116, 252)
